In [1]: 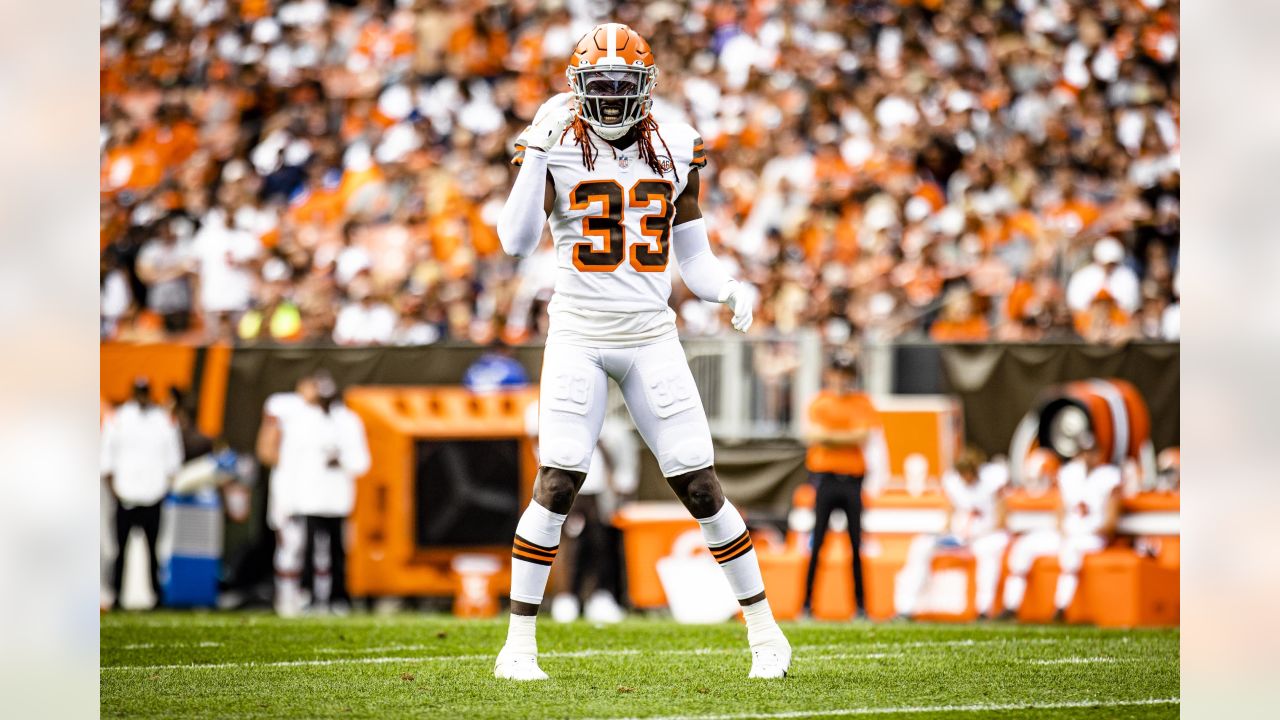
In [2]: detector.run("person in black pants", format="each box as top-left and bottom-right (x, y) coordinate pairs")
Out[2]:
(102, 377), (182, 609)
(801, 353), (882, 618)
(112, 503), (164, 607)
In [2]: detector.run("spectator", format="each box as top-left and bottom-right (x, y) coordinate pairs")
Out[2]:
(930, 285), (991, 342)
(1066, 237), (1142, 316)
(333, 284), (397, 346)
(134, 216), (193, 333)
(189, 208), (262, 337)
(101, 378), (183, 609)
(100, 1), (1179, 346)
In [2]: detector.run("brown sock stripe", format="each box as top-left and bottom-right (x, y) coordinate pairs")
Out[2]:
(513, 537), (558, 559)
(511, 550), (554, 566)
(710, 530), (751, 561)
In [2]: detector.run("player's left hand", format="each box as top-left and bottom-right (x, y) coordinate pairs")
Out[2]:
(718, 280), (755, 333)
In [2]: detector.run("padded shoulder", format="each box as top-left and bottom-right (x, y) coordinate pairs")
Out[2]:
(656, 121), (706, 169)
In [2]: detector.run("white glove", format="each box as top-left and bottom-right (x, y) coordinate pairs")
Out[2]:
(516, 105), (576, 152)
(718, 280), (755, 333)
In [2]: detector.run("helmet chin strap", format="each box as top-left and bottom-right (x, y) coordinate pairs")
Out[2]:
(590, 122), (633, 141)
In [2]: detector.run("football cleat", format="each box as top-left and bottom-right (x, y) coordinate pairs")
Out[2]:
(748, 639), (792, 679)
(494, 648), (549, 681)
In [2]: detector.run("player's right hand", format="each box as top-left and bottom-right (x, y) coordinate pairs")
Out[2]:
(514, 94), (576, 150)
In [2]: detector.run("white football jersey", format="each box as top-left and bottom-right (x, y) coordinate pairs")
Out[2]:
(942, 463), (1008, 537)
(515, 93), (706, 347)
(1058, 459), (1122, 536)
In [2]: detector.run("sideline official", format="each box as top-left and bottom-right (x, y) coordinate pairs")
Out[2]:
(801, 354), (882, 618)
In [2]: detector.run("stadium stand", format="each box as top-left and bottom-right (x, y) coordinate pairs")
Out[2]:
(100, 0), (1179, 346)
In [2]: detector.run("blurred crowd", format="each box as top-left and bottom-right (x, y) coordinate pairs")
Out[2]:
(101, 0), (1180, 347)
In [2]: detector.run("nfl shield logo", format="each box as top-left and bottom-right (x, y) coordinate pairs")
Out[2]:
(618, 155), (631, 169)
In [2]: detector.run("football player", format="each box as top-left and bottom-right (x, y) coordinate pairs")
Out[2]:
(1000, 443), (1122, 619)
(893, 448), (1010, 619)
(493, 23), (789, 680)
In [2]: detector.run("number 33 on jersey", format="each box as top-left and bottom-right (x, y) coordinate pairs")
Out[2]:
(511, 94), (707, 318)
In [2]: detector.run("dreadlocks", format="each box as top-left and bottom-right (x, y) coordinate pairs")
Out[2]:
(562, 114), (680, 184)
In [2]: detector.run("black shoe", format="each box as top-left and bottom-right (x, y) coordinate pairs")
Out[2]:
(995, 609), (1017, 622)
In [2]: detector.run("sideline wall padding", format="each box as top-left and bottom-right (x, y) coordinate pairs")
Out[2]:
(101, 343), (197, 404)
(937, 342), (1179, 457)
(220, 345), (545, 451)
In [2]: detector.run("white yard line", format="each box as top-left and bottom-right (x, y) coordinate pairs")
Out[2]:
(1028, 656), (1138, 665)
(103, 637), (1066, 672)
(120, 642), (222, 650)
(583, 697), (1179, 720)
(313, 637), (1054, 657)
(800, 653), (903, 661)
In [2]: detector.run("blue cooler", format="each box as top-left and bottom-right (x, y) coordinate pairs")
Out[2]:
(162, 489), (223, 607)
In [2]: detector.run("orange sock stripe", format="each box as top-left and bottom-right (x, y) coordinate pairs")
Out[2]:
(512, 545), (556, 562)
(710, 531), (751, 560)
(512, 548), (555, 566)
(717, 540), (755, 564)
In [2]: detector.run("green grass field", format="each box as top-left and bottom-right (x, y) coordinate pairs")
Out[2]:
(101, 612), (1178, 719)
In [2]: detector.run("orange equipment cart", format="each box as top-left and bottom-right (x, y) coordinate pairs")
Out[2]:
(344, 386), (539, 599)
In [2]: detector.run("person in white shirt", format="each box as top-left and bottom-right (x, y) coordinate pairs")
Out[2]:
(257, 371), (370, 615)
(256, 375), (315, 617)
(135, 217), (193, 332)
(189, 206), (262, 327)
(100, 378), (183, 609)
(1066, 237), (1141, 315)
(894, 449), (1009, 619)
(332, 285), (397, 346)
(295, 375), (370, 613)
(1000, 446), (1123, 619)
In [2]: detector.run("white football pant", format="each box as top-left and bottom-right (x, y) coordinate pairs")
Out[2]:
(1002, 529), (1106, 612)
(894, 532), (1009, 617)
(537, 337), (714, 478)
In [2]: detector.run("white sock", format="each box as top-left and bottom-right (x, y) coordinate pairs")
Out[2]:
(275, 576), (300, 615)
(696, 500), (766, 600)
(1003, 575), (1027, 610)
(1055, 573), (1079, 610)
(743, 599), (786, 649)
(503, 613), (538, 655)
(509, 500), (566, 605)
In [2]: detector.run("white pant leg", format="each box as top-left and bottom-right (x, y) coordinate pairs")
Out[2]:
(1002, 529), (1061, 611)
(274, 516), (306, 616)
(969, 531), (1010, 616)
(537, 342), (609, 474)
(1054, 533), (1106, 610)
(609, 337), (714, 477)
(894, 534), (938, 617)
